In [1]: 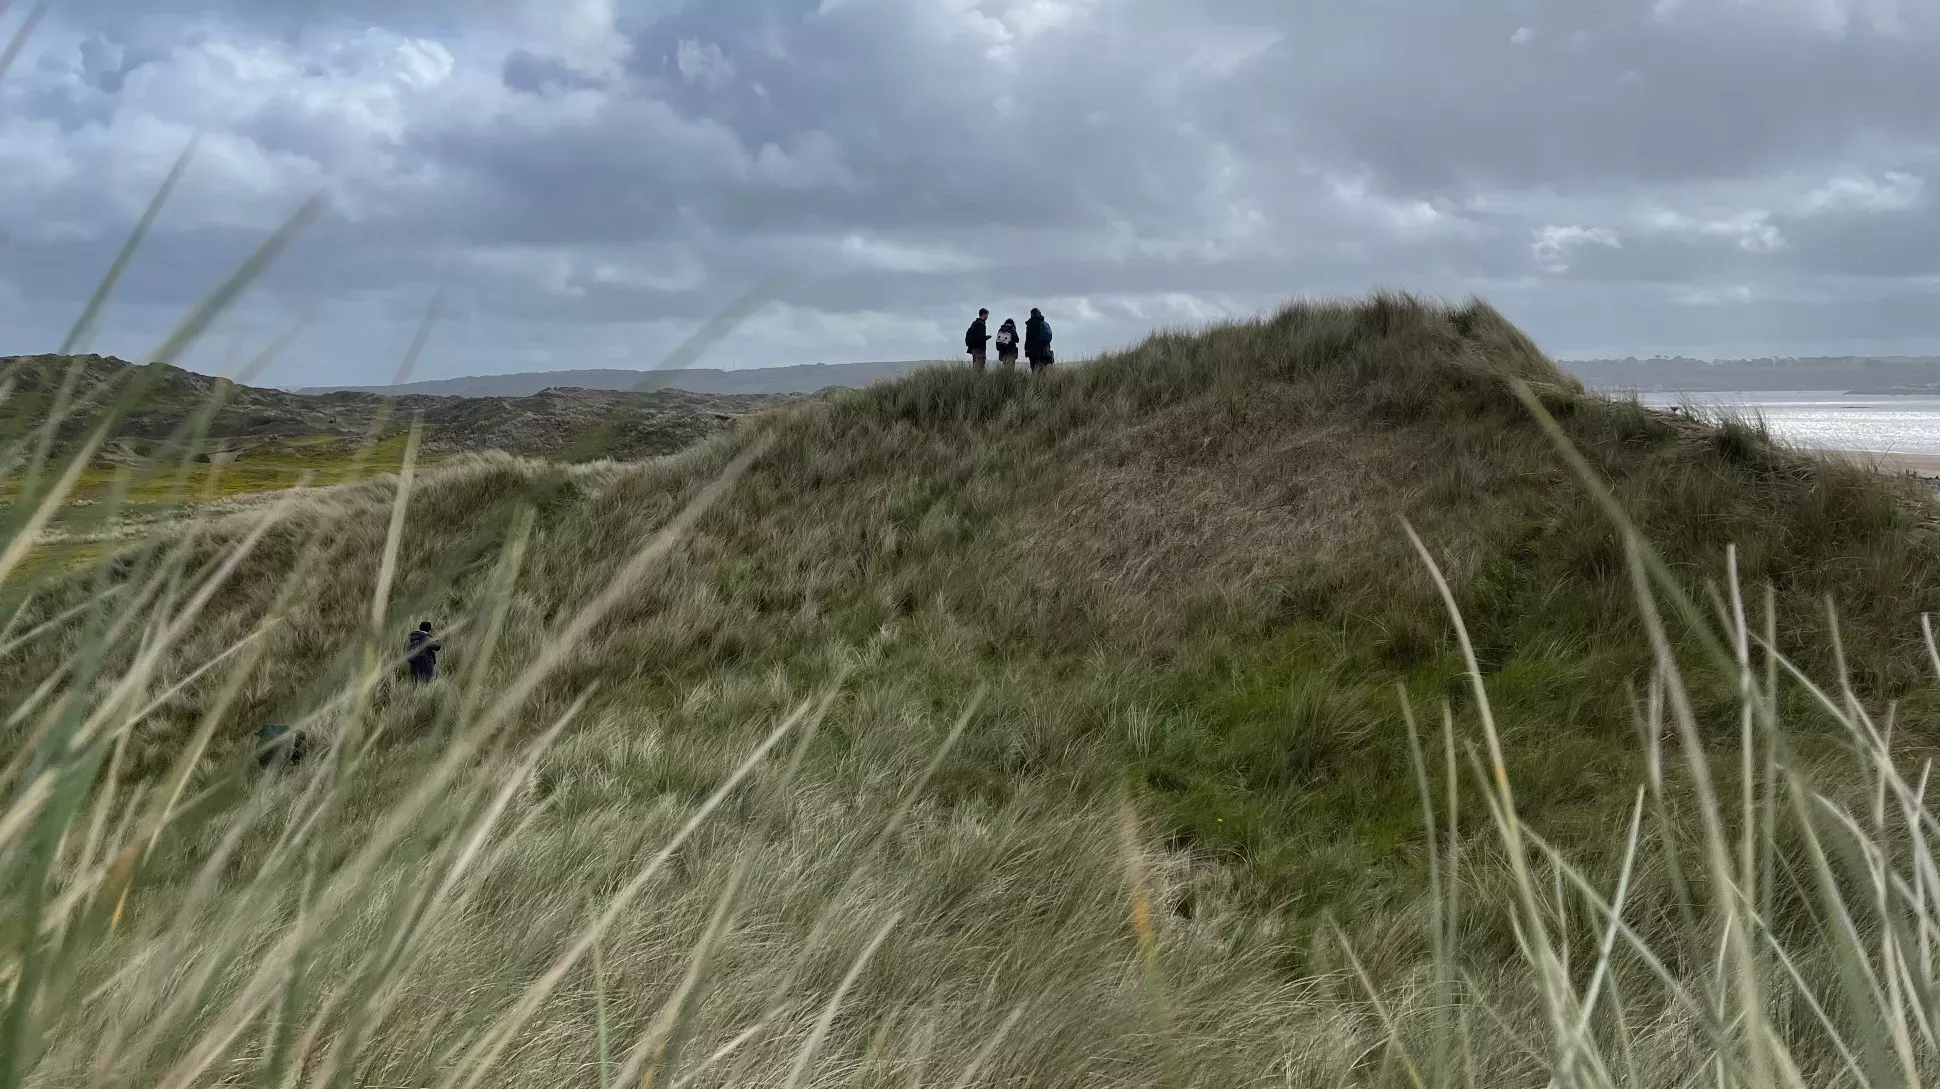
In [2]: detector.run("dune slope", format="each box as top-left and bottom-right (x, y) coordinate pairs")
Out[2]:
(7, 294), (1940, 1087)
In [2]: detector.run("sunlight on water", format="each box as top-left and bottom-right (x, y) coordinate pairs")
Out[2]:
(1633, 392), (1940, 455)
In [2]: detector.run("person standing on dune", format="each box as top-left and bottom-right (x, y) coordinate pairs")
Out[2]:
(1024, 308), (1054, 374)
(995, 317), (1020, 370)
(965, 308), (991, 371)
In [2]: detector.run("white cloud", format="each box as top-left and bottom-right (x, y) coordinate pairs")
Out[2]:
(1001, 0), (1105, 38)
(1328, 176), (1479, 239)
(465, 246), (588, 297)
(524, 0), (631, 76)
(0, 23), (515, 236)
(1177, 27), (1283, 81)
(586, 255), (708, 293)
(1651, 0), (1906, 35)
(1797, 170), (1924, 215)
(0, 114), (325, 240)
(1676, 283), (1756, 306)
(752, 130), (853, 190)
(730, 300), (947, 355)
(1099, 293), (1245, 326)
(1639, 208), (1786, 253)
(1532, 225), (1621, 272)
(675, 39), (735, 88)
(834, 234), (976, 274)
(1154, 292), (1236, 323)
(1510, 26), (1537, 45)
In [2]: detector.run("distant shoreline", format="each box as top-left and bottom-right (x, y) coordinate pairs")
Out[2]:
(1841, 451), (1940, 478)
(1623, 391), (1940, 478)
(1560, 355), (1940, 397)
(1594, 386), (1940, 398)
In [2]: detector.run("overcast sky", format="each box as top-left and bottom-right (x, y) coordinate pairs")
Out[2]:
(3, 0), (1938, 385)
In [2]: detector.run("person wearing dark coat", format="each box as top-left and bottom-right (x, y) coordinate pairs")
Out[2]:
(1024, 308), (1054, 374)
(407, 621), (440, 684)
(964, 309), (991, 370)
(994, 318), (1020, 369)
(256, 722), (307, 768)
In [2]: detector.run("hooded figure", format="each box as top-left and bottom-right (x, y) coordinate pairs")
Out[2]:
(1024, 308), (1053, 373)
(256, 722), (307, 768)
(994, 318), (1020, 368)
(407, 621), (440, 684)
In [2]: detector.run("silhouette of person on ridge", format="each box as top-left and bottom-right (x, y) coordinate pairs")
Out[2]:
(995, 318), (1020, 370)
(964, 308), (991, 371)
(407, 621), (440, 684)
(1024, 308), (1054, 374)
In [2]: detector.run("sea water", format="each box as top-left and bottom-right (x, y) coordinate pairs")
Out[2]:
(1627, 392), (1940, 455)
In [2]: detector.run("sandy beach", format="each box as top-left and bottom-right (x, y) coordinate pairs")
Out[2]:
(1834, 451), (1940, 477)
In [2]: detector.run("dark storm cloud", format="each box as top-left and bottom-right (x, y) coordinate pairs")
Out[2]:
(4, 0), (1939, 383)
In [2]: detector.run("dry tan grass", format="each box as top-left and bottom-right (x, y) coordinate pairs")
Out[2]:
(1015, 383), (1425, 603)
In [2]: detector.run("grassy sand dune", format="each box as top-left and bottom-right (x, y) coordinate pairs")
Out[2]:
(0, 354), (785, 581)
(0, 353), (788, 468)
(4, 295), (1940, 1086)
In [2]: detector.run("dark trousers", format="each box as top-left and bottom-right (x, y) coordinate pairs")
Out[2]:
(411, 661), (435, 684)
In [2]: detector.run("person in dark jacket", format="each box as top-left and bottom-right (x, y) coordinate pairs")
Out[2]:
(994, 318), (1020, 369)
(256, 722), (307, 768)
(1024, 308), (1053, 374)
(407, 621), (440, 684)
(964, 309), (991, 370)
